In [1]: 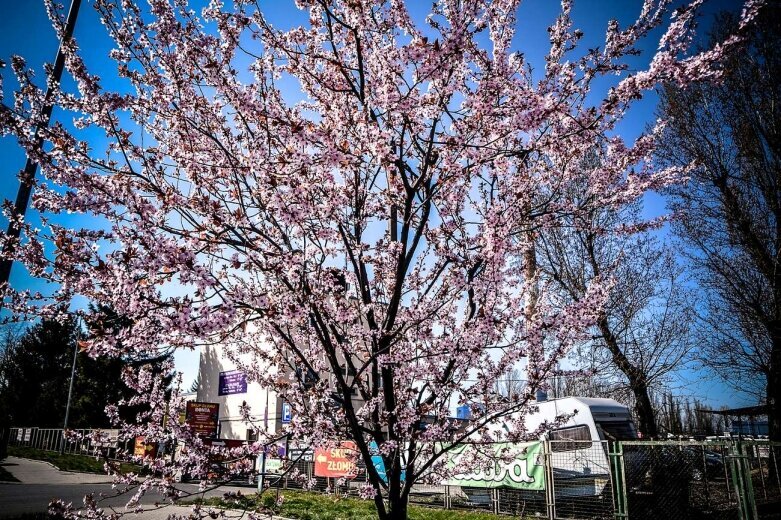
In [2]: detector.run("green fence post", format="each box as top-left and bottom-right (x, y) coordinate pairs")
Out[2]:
(730, 441), (758, 520)
(609, 441), (628, 519)
(741, 443), (758, 520)
(543, 440), (556, 520)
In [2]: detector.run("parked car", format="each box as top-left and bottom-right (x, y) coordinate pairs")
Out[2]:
(682, 447), (725, 481)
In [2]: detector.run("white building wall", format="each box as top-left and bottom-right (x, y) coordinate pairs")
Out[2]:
(196, 343), (282, 440)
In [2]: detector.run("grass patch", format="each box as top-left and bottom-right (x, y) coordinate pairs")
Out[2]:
(190, 489), (511, 520)
(0, 462), (20, 482)
(8, 446), (138, 475)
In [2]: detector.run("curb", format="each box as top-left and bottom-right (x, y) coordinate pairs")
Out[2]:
(187, 505), (296, 520)
(9, 454), (120, 475)
(7, 456), (116, 481)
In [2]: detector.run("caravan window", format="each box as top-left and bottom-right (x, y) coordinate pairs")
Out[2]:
(550, 425), (592, 452)
(596, 421), (638, 441)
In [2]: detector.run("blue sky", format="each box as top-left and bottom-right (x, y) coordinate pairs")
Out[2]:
(0, 0), (752, 407)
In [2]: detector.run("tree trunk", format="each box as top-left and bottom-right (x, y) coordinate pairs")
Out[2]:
(767, 324), (781, 443)
(376, 450), (409, 520)
(630, 379), (658, 439)
(383, 496), (408, 520)
(597, 317), (658, 438)
(0, 424), (8, 459)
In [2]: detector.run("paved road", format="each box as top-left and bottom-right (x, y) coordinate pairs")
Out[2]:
(0, 457), (262, 518)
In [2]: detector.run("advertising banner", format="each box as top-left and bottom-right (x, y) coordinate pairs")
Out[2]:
(369, 441), (405, 483)
(185, 401), (220, 438)
(218, 370), (247, 396)
(445, 441), (545, 490)
(133, 436), (158, 458)
(262, 441), (288, 475)
(314, 441), (359, 478)
(265, 458), (283, 474)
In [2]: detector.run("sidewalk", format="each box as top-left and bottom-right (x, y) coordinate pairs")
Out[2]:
(1, 456), (286, 518)
(2, 455), (115, 484)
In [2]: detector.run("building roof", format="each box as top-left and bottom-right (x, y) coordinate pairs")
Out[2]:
(697, 404), (768, 417)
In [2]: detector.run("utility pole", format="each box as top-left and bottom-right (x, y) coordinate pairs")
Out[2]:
(0, 0), (82, 287)
(0, 0), (82, 459)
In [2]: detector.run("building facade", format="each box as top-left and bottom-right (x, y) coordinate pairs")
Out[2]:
(196, 343), (284, 440)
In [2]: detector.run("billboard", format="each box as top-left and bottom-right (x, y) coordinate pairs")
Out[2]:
(185, 401), (220, 438)
(218, 370), (247, 395)
(289, 447), (314, 462)
(314, 441), (359, 478)
(445, 441), (545, 490)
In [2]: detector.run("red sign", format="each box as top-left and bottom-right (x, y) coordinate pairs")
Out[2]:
(314, 441), (359, 478)
(186, 401), (219, 438)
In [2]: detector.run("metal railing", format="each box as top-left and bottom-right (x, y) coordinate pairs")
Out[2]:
(6, 427), (129, 459)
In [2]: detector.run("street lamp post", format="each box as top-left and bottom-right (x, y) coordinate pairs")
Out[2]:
(60, 316), (81, 453)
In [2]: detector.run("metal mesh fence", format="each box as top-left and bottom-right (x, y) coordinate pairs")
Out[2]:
(5, 427), (780, 519)
(744, 442), (781, 518)
(496, 488), (547, 517)
(255, 439), (781, 519)
(622, 441), (758, 520)
(546, 440), (614, 519)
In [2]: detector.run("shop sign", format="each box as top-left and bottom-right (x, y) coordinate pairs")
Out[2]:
(314, 441), (359, 478)
(185, 401), (219, 438)
(218, 370), (247, 395)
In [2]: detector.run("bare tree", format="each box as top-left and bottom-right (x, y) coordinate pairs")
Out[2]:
(656, 5), (781, 442)
(537, 199), (693, 438)
(495, 368), (525, 401)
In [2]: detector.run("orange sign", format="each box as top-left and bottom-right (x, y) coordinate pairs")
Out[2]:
(314, 441), (359, 478)
(133, 436), (157, 458)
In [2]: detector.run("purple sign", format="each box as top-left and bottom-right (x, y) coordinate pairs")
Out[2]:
(218, 370), (247, 395)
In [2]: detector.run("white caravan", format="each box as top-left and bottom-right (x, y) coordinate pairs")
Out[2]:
(460, 396), (640, 502)
(527, 396), (639, 497)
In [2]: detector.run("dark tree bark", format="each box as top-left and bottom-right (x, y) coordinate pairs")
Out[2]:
(597, 317), (659, 438)
(537, 196), (691, 439)
(656, 4), (781, 442)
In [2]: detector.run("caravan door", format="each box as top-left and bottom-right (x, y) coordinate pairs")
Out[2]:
(548, 424), (610, 497)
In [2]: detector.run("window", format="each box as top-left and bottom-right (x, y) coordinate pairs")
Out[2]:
(550, 425), (592, 452)
(597, 421), (638, 441)
(295, 366), (318, 389)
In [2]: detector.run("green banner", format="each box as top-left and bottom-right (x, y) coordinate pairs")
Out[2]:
(445, 441), (545, 490)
